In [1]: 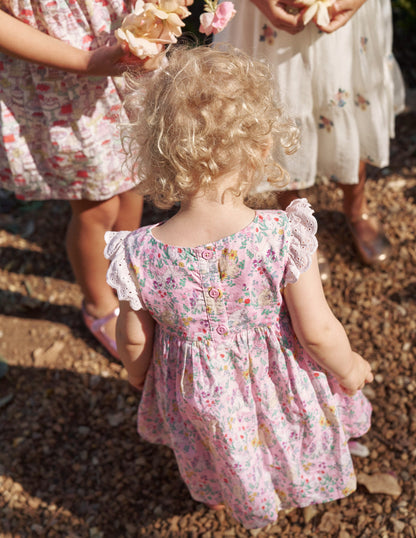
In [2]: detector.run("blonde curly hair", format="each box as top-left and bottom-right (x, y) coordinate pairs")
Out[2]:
(122, 44), (299, 209)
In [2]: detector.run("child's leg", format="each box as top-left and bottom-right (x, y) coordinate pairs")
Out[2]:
(341, 161), (368, 218)
(114, 189), (143, 231)
(66, 190), (143, 357)
(67, 196), (120, 319)
(340, 161), (391, 264)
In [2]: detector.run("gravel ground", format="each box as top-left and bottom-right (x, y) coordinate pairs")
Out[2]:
(0, 95), (415, 537)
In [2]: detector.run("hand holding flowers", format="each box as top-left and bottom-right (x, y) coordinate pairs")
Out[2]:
(115, 0), (236, 62)
(115, 0), (191, 61)
(315, 0), (368, 33)
(280, 0), (365, 32)
(301, 0), (334, 27)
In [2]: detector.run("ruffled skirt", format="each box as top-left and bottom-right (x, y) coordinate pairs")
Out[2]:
(215, 0), (405, 189)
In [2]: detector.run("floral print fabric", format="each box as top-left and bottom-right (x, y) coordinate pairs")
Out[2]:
(0, 0), (135, 200)
(214, 0), (405, 190)
(105, 199), (372, 529)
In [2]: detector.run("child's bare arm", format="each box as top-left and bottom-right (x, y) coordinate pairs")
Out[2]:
(283, 252), (373, 394)
(319, 0), (367, 33)
(0, 9), (148, 76)
(116, 301), (155, 390)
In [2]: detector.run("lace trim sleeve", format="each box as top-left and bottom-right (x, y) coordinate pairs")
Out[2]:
(104, 231), (143, 311)
(284, 198), (318, 285)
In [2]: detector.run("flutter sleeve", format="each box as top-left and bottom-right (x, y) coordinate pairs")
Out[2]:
(104, 231), (143, 311)
(284, 198), (318, 285)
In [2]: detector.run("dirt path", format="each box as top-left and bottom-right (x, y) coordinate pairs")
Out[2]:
(0, 100), (415, 537)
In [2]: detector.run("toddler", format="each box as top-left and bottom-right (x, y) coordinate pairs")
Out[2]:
(105, 45), (373, 529)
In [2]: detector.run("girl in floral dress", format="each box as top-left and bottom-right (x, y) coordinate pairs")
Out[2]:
(0, 1), (148, 357)
(214, 0), (405, 268)
(105, 45), (373, 529)
(0, 1), (173, 357)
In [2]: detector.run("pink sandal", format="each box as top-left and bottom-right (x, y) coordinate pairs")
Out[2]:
(82, 302), (120, 360)
(348, 440), (370, 458)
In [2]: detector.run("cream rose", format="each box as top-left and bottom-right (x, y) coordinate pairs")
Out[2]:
(115, 0), (191, 58)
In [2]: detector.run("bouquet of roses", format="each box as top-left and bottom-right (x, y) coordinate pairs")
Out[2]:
(115, 0), (236, 61)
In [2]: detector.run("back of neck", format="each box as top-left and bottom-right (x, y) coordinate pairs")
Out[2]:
(151, 193), (256, 248)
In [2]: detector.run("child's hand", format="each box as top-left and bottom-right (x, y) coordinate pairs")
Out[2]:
(251, 0), (305, 34)
(86, 42), (161, 77)
(338, 352), (373, 396)
(317, 0), (367, 33)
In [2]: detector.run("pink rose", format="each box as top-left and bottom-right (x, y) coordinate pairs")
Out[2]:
(199, 11), (215, 35)
(199, 1), (236, 36)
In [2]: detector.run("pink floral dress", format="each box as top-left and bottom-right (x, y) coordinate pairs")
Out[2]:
(105, 199), (372, 529)
(0, 0), (135, 201)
